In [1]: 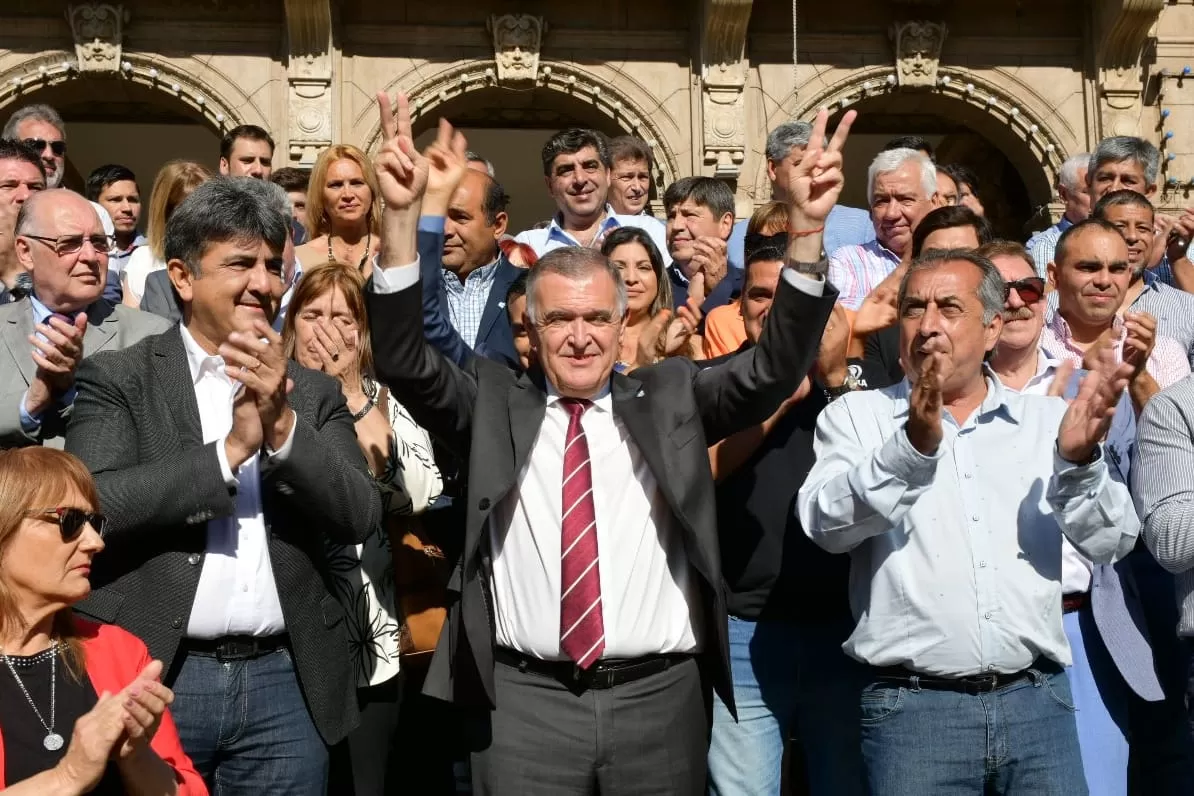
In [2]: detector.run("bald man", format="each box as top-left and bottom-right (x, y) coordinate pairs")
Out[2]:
(0, 189), (169, 448)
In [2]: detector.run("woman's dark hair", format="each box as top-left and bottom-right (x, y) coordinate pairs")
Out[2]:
(600, 226), (672, 316)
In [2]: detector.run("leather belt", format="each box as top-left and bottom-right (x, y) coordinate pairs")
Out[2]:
(873, 657), (1064, 696)
(495, 647), (692, 690)
(1063, 592), (1089, 614)
(182, 634), (289, 661)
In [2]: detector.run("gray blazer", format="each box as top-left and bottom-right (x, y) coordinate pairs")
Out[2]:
(65, 325), (382, 745)
(0, 298), (171, 448)
(367, 267), (837, 712)
(139, 269), (183, 324)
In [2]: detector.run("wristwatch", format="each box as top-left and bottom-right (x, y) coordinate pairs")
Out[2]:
(823, 372), (862, 401)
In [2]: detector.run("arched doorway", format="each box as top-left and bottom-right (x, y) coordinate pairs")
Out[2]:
(2, 74), (222, 195)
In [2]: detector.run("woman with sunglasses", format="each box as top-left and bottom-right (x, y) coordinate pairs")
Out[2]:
(0, 447), (204, 795)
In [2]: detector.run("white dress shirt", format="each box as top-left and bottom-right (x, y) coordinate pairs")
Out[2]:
(797, 374), (1139, 676)
(489, 387), (700, 659)
(180, 325), (293, 639)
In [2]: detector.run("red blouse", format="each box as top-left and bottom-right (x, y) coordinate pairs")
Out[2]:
(0, 618), (207, 795)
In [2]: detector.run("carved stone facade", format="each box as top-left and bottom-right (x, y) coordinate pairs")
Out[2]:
(0, 0), (1190, 228)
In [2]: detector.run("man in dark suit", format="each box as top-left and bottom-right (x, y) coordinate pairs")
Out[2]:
(365, 91), (848, 794)
(66, 176), (382, 795)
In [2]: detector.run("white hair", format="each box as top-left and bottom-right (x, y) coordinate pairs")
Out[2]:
(1058, 154), (1090, 193)
(867, 148), (936, 202)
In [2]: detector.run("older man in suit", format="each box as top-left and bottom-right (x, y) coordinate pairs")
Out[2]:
(65, 177), (382, 795)
(0, 189), (169, 448)
(365, 93), (846, 794)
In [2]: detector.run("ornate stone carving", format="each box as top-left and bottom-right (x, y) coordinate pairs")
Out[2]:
(284, 0), (332, 166)
(700, 0), (753, 179)
(1094, 0), (1164, 137)
(487, 14), (546, 86)
(66, 3), (128, 74)
(889, 21), (947, 88)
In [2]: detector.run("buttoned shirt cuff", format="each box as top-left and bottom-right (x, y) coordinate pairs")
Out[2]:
(418, 216), (446, 234)
(781, 267), (826, 297)
(1052, 445), (1106, 488)
(265, 409), (297, 462)
(18, 390), (42, 434)
(369, 256), (422, 295)
(215, 436), (238, 487)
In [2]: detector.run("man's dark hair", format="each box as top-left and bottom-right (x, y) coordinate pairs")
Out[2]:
(540, 129), (610, 176)
(269, 167), (310, 194)
(1091, 188), (1155, 221)
(608, 136), (653, 169)
(883, 136), (934, 159)
(1054, 218), (1124, 267)
(911, 205), (993, 257)
(165, 177), (288, 278)
(942, 163), (979, 193)
(744, 244), (787, 288)
(479, 175), (511, 226)
(84, 164), (137, 202)
(220, 124), (275, 160)
(506, 270), (529, 305)
(900, 249), (1007, 325)
(0, 138), (46, 179)
(662, 176), (735, 220)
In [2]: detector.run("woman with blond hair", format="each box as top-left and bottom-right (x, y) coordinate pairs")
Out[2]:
(294, 145), (381, 281)
(120, 160), (211, 308)
(0, 447), (205, 795)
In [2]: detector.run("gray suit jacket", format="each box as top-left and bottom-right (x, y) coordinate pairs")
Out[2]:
(368, 267), (836, 712)
(139, 269), (183, 324)
(0, 298), (171, 449)
(65, 326), (383, 745)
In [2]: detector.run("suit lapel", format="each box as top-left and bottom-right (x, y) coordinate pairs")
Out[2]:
(1, 298), (36, 387)
(150, 326), (203, 448)
(82, 301), (118, 355)
(475, 259), (516, 347)
(507, 368), (547, 483)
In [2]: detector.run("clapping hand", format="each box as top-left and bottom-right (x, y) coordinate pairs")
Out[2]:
(220, 319), (295, 460)
(906, 352), (946, 455)
(24, 313), (89, 419)
(690, 238), (728, 294)
(1122, 311), (1157, 377)
(1057, 345), (1133, 464)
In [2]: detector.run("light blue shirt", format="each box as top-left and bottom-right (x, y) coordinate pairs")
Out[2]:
(797, 374), (1139, 675)
(514, 205), (671, 264)
(19, 296), (80, 433)
(727, 203), (875, 270)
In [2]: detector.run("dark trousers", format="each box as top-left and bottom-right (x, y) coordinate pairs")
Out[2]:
(471, 655), (708, 795)
(170, 647), (327, 796)
(329, 676), (403, 796)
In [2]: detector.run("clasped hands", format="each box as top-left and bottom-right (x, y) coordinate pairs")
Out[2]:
(219, 319), (295, 470)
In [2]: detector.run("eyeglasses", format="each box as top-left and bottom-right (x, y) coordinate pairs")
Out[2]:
(25, 507), (107, 541)
(22, 234), (113, 256)
(1005, 276), (1046, 304)
(21, 138), (66, 157)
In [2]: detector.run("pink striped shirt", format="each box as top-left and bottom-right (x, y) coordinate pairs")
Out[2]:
(827, 239), (900, 310)
(1039, 312), (1191, 389)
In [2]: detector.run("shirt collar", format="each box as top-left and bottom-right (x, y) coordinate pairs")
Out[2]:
(893, 368), (1018, 425)
(865, 238), (902, 263)
(547, 205), (622, 248)
(179, 324), (226, 385)
(114, 232), (148, 257)
(29, 294), (82, 324)
(544, 379), (613, 413)
(1048, 310), (1123, 345)
(441, 259), (500, 290)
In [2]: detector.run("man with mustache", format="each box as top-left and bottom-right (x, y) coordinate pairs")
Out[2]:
(514, 129), (669, 260)
(828, 148), (938, 309)
(1043, 219), (1188, 415)
(0, 189), (168, 448)
(986, 240), (1165, 796)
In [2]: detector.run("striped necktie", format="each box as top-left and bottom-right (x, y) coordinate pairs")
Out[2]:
(558, 398), (605, 669)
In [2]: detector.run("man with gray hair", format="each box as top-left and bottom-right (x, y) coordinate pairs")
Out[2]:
(727, 119), (875, 270)
(1028, 153), (1091, 276)
(799, 248), (1139, 792)
(66, 175), (382, 794)
(827, 147), (938, 309)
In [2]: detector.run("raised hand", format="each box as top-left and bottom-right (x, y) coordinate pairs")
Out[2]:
(374, 91), (429, 213)
(423, 118), (470, 216)
(222, 319), (294, 452)
(1058, 359), (1134, 464)
(816, 303), (851, 386)
(906, 352), (945, 455)
(690, 238), (728, 294)
(24, 312), (89, 419)
(635, 309), (672, 368)
(787, 108), (856, 229)
(662, 294), (703, 358)
(1045, 359), (1077, 401)
(112, 659), (174, 760)
(1122, 311), (1157, 377)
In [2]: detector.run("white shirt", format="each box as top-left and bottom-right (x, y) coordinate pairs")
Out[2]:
(490, 388), (699, 659)
(180, 325), (293, 638)
(123, 246), (165, 304)
(999, 348), (1094, 595)
(514, 205), (671, 264)
(798, 374), (1139, 675)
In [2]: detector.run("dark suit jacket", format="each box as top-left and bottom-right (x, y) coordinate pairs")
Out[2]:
(367, 265), (836, 712)
(139, 270), (183, 324)
(65, 326), (382, 745)
(860, 324), (903, 389)
(417, 220), (522, 368)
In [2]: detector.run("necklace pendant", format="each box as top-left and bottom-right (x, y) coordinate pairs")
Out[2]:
(43, 732), (64, 751)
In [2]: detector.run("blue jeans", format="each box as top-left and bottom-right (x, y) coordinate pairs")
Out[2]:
(708, 617), (866, 796)
(1063, 606), (1130, 796)
(860, 667), (1087, 795)
(170, 647), (328, 796)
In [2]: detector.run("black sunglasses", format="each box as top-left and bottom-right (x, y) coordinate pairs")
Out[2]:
(1005, 277), (1046, 304)
(22, 138), (66, 157)
(26, 507), (106, 541)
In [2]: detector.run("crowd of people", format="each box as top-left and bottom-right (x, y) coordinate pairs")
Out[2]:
(0, 78), (1192, 796)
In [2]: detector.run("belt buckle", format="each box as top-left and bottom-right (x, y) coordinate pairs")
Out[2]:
(215, 639), (253, 661)
(970, 673), (999, 692)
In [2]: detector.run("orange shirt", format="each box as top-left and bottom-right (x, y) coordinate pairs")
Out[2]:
(703, 301), (748, 358)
